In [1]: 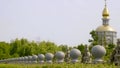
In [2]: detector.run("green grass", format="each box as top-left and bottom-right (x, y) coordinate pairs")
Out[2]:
(0, 63), (119, 68)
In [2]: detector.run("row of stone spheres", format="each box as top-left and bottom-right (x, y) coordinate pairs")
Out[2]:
(0, 39), (120, 65)
(0, 45), (106, 64)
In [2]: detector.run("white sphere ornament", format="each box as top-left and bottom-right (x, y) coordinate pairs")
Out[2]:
(55, 51), (65, 63)
(38, 54), (45, 64)
(32, 55), (38, 63)
(28, 56), (32, 63)
(24, 56), (29, 63)
(70, 48), (81, 63)
(91, 45), (106, 63)
(19, 57), (23, 63)
(45, 53), (54, 63)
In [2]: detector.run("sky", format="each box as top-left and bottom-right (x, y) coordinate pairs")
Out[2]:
(0, 0), (120, 46)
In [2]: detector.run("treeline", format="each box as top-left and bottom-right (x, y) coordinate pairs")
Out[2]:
(0, 38), (86, 60)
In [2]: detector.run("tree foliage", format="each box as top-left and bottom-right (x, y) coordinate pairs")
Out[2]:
(77, 44), (85, 54)
(89, 30), (98, 46)
(0, 38), (65, 59)
(0, 42), (10, 59)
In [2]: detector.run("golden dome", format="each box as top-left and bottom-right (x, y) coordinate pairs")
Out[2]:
(102, 6), (109, 18)
(96, 25), (116, 32)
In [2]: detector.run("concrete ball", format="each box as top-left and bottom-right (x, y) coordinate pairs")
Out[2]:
(38, 54), (45, 60)
(45, 53), (54, 60)
(28, 56), (32, 60)
(70, 48), (81, 59)
(22, 57), (25, 61)
(24, 56), (28, 61)
(55, 51), (65, 60)
(19, 57), (23, 61)
(32, 55), (38, 60)
(91, 45), (106, 58)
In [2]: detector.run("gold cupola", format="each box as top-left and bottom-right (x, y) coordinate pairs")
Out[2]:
(102, 6), (109, 18)
(102, 1), (109, 18)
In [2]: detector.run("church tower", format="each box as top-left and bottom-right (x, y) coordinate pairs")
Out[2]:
(96, 0), (117, 46)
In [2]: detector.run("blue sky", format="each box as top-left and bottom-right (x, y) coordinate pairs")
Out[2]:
(0, 0), (120, 46)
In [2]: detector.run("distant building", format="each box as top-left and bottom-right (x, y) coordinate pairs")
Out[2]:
(95, 1), (117, 46)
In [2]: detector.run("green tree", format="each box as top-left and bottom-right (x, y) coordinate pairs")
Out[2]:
(10, 38), (21, 56)
(0, 42), (11, 59)
(104, 44), (116, 60)
(89, 30), (98, 46)
(58, 45), (68, 52)
(77, 44), (85, 54)
(37, 41), (60, 54)
(10, 38), (31, 57)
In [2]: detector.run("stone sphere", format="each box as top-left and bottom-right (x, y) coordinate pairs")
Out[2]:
(32, 55), (38, 60)
(28, 56), (32, 61)
(22, 57), (25, 61)
(70, 48), (81, 59)
(16, 58), (19, 61)
(11, 58), (15, 61)
(38, 54), (45, 60)
(45, 53), (54, 60)
(91, 45), (106, 58)
(55, 51), (65, 60)
(18, 57), (21, 61)
(19, 57), (23, 61)
(24, 56), (28, 61)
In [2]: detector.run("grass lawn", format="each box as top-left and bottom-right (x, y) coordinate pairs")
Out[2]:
(0, 63), (119, 68)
